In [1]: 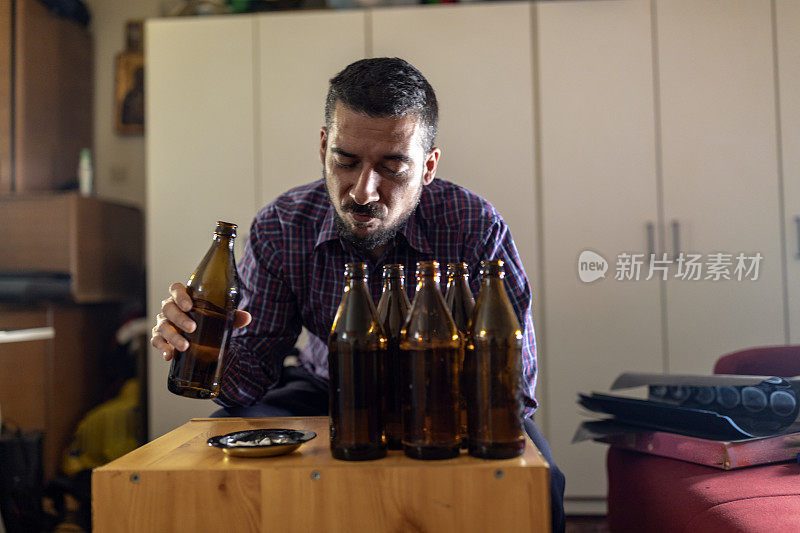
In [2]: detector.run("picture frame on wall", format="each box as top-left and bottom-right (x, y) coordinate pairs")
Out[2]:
(114, 21), (145, 135)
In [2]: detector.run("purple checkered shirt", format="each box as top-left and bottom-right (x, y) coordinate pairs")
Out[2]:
(218, 178), (538, 417)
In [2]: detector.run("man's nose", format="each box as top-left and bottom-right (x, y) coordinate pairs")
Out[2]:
(349, 168), (380, 205)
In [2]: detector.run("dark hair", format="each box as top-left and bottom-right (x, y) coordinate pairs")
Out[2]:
(325, 57), (438, 153)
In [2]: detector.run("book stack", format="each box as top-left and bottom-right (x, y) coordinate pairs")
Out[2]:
(575, 373), (800, 469)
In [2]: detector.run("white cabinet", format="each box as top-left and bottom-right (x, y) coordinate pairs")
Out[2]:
(537, 0), (662, 507)
(258, 11), (367, 206)
(146, 16), (260, 438)
(777, 0), (800, 343)
(539, 0), (789, 509)
(371, 3), (539, 288)
(657, 0), (785, 373)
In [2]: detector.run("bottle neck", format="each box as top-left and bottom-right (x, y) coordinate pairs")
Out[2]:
(213, 234), (235, 251)
(345, 275), (369, 292)
(447, 273), (469, 290)
(482, 272), (502, 282)
(382, 276), (405, 292)
(480, 273), (505, 291)
(416, 273), (440, 292)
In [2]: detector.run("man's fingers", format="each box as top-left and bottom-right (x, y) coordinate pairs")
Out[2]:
(168, 282), (193, 312)
(233, 310), (252, 329)
(151, 334), (175, 361)
(153, 314), (190, 352)
(162, 298), (196, 333)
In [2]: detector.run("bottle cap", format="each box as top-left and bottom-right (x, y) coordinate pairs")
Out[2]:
(215, 221), (238, 238)
(446, 262), (469, 276)
(415, 261), (439, 279)
(344, 262), (369, 278)
(382, 264), (404, 278)
(480, 259), (505, 278)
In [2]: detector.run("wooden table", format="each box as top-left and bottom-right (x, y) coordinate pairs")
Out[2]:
(93, 417), (551, 532)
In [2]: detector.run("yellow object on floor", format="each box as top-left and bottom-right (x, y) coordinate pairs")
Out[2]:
(62, 379), (141, 476)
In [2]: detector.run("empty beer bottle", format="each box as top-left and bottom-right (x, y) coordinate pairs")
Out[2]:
(445, 262), (475, 446)
(464, 259), (525, 459)
(328, 262), (388, 461)
(400, 261), (462, 460)
(168, 221), (240, 399)
(376, 264), (410, 450)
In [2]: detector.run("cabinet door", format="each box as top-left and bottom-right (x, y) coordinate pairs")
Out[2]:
(371, 3), (538, 286)
(146, 17), (258, 439)
(777, 0), (800, 344)
(257, 11), (367, 207)
(657, 0), (785, 372)
(538, 0), (661, 508)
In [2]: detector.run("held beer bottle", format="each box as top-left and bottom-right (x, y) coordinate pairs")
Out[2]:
(464, 259), (525, 459)
(399, 261), (462, 460)
(445, 262), (475, 446)
(167, 221), (240, 399)
(328, 262), (388, 461)
(376, 264), (411, 450)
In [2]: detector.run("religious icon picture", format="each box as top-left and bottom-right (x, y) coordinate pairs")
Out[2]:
(115, 51), (144, 135)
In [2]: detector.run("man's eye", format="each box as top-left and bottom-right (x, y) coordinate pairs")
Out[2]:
(382, 166), (407, 177)
(335, 160), (357, 169)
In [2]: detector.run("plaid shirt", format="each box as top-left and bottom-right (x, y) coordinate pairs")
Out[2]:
(219, 178), (538, 417)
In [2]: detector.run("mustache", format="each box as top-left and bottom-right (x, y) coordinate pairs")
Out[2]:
(342, 199), (384, 219)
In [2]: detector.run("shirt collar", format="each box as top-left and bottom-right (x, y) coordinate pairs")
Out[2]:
(398, 207), (433, 255)
(314, 200), (433, 255)
(314, 203), (340, 249)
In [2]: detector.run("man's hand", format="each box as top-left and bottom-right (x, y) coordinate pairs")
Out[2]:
(150, 282), (252, 361)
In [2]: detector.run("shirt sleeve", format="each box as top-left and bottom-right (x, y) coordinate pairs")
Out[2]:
(465, 214), (538, 418)
(216, 211), (302, 407)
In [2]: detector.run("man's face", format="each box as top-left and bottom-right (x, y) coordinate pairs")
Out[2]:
(320, 103), (440, 254)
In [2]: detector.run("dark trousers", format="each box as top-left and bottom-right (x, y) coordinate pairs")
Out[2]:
(211, 365), (566, 532)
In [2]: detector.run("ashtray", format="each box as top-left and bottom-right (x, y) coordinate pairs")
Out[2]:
(207, 428), (317, 457)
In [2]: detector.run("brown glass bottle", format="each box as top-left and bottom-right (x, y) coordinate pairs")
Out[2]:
(464, 259), (525, 459)
(328, 262), (388, 461)
(376, 264), (410, 450)
(168, 221), (240, 399)
(399, 261), (462, 460)
(445, 262), (475, 446)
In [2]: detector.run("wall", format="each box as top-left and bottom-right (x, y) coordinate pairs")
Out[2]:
(83, 0), (165, 208)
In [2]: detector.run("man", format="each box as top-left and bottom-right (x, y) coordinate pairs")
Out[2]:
(151, 57), (565, 531)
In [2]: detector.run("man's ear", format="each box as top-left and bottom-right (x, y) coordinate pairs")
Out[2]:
(422, 147), (441, 186)
(319, 127), (328, 164)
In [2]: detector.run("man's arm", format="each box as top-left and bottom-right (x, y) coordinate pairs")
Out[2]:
(466, 215), (538, 417)
(216, 211), (302, 407)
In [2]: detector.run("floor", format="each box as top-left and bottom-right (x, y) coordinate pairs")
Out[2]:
(566, 515), (610, 533)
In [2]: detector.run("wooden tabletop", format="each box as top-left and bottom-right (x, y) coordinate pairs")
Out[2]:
(96, 416), (548, 472)
(93, 417), (551, 532)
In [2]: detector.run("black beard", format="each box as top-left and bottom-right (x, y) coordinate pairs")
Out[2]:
(323, 169), (421, 253)
(332, 208), (397, 253)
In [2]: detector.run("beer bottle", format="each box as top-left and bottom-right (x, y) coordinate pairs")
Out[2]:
(399, 261), (462, 460)
(168, 221), (240, 399)
(464, 259), (525, 459)
(445, 262), (475, 445)
(328, 262), (388, 461)
(445, 262), (475, 336)
(376, 264), (410, 450)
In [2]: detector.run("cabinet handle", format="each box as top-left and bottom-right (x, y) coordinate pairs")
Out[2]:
(795, 216), (800, 259)
(672, 220), (681, 259)
(646, 221), (655, 258)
